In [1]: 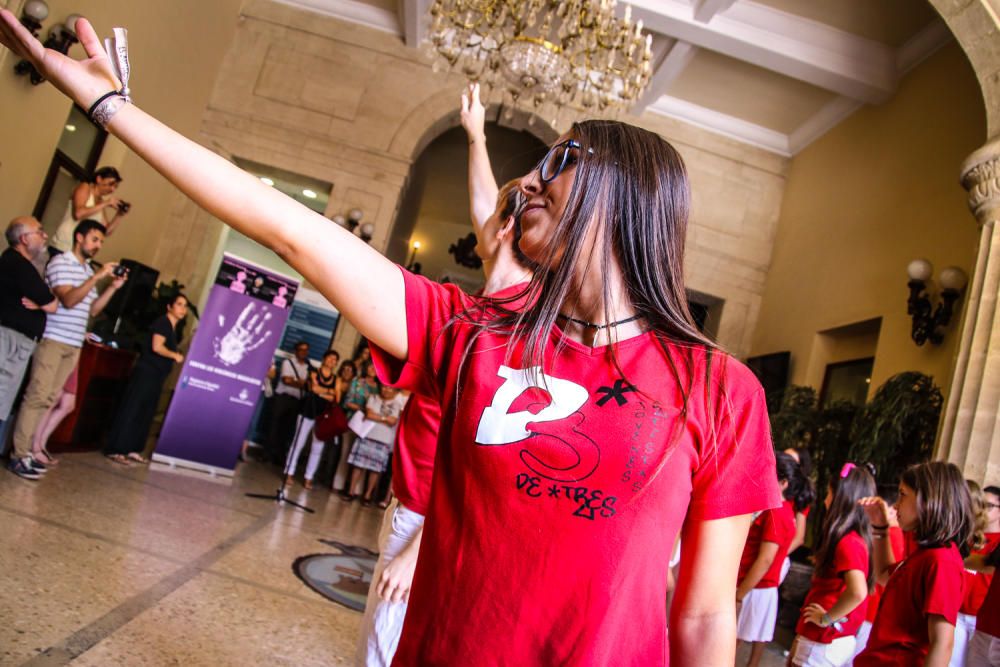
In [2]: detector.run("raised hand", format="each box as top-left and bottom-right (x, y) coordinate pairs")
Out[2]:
(460, 82), (486, 143)
(857, 496), (890, 526)
(0, 11), (119, 110)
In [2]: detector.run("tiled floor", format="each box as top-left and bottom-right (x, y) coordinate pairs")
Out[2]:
(1, 451), (791, 666)
(1, 452), (380, 666)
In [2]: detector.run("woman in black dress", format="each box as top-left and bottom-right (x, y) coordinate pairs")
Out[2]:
(104, 294), (187, 464)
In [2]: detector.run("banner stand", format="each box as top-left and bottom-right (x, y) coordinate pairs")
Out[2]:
(150, 453), (236, 481)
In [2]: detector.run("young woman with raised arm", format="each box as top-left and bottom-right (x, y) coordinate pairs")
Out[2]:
(0, 14), (780, 665)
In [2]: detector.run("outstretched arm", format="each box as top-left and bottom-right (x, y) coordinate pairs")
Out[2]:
(459, 84), (500, 252)
(0, 11), (407, 360)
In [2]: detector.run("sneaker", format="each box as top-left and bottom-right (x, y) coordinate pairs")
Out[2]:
(7, 458), (41, 481)
(27, 456), (48, 474)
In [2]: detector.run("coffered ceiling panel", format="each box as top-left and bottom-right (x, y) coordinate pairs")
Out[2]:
(667, 49), (839, 135)
(750, 0), (940, 47)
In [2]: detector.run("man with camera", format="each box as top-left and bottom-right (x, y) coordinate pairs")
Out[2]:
(7, 219), (127, 480)
(49, 166), (130, 255)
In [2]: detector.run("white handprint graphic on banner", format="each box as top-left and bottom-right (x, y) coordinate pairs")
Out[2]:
(213, 302), (273, 366)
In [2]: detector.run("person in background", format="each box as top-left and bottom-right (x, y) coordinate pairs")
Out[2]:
(266, 340), (310, 464)
(284, 349), (340, 489)
(789, 463), (875, 666)
(966, 530), (1000, 666)
(337, 359), (378, 496)
(49, 166), (128, 254)
(952, 481), (1000, 666)
(355, 81), (534, 667)
(0, 217), (56, 468)
(852, 484), (906, 660)
(855, 462), (974, 667)
(344, 384), (406, 505)
(784, 446), (815, 557)
(737, 452), (806, 667)
(103, 293), (187, 464)
(8, 219), (124, 479)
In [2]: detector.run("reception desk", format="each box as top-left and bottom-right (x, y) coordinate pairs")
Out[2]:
(49, 341), (136, 453)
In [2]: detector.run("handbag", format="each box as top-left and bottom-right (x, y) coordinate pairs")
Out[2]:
(314, 402), (349, 441)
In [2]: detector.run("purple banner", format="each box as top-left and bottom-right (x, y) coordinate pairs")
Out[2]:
(155, 254), (299, 471)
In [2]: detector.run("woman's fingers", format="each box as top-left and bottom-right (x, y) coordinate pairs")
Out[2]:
(0, 9), (38, 59)
(74, 17), (106, 61)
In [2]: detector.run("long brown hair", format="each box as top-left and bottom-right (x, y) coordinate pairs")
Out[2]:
(900, 461), (975, 557)
(814, 465), (876, 589)
(456, 120), (727, 489)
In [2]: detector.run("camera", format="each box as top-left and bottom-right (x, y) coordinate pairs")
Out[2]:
(116, 200), (131, 214)
(112, 264), (128, 278)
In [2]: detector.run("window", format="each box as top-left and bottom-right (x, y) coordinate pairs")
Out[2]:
(820, 357), (874, 408)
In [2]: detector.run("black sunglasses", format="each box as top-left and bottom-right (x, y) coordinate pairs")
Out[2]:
(537, 139), (594, 184)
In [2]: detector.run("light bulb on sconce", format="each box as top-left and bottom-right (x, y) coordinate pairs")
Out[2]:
(14, 4), (80, 85)
(407, 240), (422, 270)
(906, 258), (968, 346)
(330, 209), (372, 243)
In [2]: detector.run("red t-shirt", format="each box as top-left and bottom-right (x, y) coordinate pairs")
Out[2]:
(391, 394), (440, 516)
(855, 544), (965, 666)
(796, 531), (869, 642)
(960, 532), (1000, 616)
(976, 543), (1000, 637)
(738, 502), (796, 588)
(370, 268), (782, 666)
(865, 525), (906, 623)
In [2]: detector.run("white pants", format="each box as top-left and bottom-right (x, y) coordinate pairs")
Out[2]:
(969, 631), (1000, 667)
(953, 613), (979, 667)
(737, 587), (779, 643)
(283, 415), (325, 481)
(851, 620), (873, 663)
(791, 635), (857, 667)
(780, 556), (791, 584)
(356, 499), (425, 667)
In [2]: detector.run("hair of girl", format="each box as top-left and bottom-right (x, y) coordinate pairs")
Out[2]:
(900, 461), (975, 557)
(814, 464), (877, 590)
(776, 452), (809, 506)
(789, 446), (813, 478)
(452, 120), (729, 497)
(967, 479), (988, 551)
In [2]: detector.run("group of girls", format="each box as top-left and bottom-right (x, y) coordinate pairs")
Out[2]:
(738, 449), (994, 667)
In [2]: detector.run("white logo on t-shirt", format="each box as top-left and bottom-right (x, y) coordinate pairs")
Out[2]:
(475, 366), (588, 445)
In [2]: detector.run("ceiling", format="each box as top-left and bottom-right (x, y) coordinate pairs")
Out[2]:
(272, 0), (952, 157)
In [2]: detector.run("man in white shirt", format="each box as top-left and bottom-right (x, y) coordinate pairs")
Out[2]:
(8, 219), (126, 480)
(265, 340), (311, 464)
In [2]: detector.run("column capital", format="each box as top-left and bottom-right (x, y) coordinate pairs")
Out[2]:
(961, 136), (1000, 223)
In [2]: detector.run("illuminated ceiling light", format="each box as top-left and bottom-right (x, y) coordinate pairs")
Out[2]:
(260, 177), (274, 186)
(64, 124), (76, 132)
(302, 189), (318, 199)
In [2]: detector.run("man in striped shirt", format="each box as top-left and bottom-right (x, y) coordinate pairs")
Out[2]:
(7, 219), (126, 480)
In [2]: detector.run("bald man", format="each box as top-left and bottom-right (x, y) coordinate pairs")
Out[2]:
(0, 217), (56, 479)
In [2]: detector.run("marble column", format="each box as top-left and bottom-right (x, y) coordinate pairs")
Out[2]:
(938, 137), (1000, 484)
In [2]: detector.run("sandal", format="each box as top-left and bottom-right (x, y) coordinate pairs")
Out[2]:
(339, 492), (356, 503)
(304, 479), (313, 490)
(106, 454), (132, 466)
(377, 500), (390, 509)
(126, 453), (150, 464)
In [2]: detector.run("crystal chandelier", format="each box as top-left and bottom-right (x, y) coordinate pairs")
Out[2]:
(427, 0), (653, 117)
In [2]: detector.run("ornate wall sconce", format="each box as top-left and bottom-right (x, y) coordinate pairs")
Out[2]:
(448, 232), (482, 269)
(331, 209), (374, 243)
(13, 3), (81, 85)
(906, 258), (968, 346)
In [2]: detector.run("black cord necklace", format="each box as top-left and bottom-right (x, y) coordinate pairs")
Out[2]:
(556, 312), (642, 331)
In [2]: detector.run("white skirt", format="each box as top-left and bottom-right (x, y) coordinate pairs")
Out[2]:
(737, 587), (779, 643)
(968, 630), (1000, 667)
(790, 635), (856, 667)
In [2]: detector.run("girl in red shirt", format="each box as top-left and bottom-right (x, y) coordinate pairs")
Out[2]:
(737, 453), (807, 667)
(855, 462), (975, 667)
(953, 481), (1000, 667)
(789, 462), (875, 666)
(0, 18), (784, 664)
(967, 539), (1000, 666)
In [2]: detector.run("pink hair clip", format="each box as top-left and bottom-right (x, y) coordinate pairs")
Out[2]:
(839, 462), (856, 478)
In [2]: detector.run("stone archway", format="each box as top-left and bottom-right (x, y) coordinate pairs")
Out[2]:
(925, 1), (1000, 481)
